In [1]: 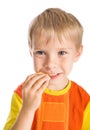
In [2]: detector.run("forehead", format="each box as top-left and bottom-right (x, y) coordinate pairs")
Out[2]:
(32, 29), (75, 49)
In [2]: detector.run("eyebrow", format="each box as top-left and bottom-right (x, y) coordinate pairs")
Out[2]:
(57, 48), (72, 50)
(34, 47), (72, 51)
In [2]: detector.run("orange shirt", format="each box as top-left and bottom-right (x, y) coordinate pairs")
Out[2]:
(4, 80), (90, 130)
(31, 81), (89, 130)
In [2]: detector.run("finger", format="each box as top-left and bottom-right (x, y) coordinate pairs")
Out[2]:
(23, 73), (47, 89)
(37, 79), (50, 94)
(22, 73), (35, 88)
(24, 72), (44, 83)
(31, 75), (50, 92)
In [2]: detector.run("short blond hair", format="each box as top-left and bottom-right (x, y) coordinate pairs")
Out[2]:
(28, 8), (83, 49)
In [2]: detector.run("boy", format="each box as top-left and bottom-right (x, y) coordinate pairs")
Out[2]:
(4, 8), (90, 130)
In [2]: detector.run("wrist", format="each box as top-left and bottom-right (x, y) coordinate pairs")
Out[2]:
(21, 106), (36, 117)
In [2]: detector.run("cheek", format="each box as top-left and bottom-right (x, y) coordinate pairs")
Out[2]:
(33, 57), (44, 72)
(62, 59), (74, 74)
(33, 59), (39, 72)
(67, 62), (73, 72)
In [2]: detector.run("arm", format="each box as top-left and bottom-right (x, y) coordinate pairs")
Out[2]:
(81, 102), (90, 130)
(10, 107), (35, 130)
(10, 73), (50, 130)
(3, 93), (22, 130)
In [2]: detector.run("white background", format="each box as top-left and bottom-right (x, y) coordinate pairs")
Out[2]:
(0, 0), (90, 129)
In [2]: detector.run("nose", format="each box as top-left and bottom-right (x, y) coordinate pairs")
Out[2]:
(44, 56), (57, 70)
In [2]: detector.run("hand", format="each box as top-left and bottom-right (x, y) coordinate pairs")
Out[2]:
(22, 72), (50, 112)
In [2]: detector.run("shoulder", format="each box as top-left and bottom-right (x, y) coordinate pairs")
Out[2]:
(14, 82), (24, 98)
(70, 80), (89, 97)
(69, 80), (90, 108)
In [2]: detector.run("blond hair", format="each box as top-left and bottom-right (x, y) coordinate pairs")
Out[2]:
(28, 8), (83, 49)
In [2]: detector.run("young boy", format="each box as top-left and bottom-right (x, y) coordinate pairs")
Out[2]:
(4, 8), (90, 130)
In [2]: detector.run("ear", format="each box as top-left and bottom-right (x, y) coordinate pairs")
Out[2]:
(29, 49), (33, 57)
(74, 45), (83, 62)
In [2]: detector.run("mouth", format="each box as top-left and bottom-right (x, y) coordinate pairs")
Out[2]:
(49, 73), (61, 79)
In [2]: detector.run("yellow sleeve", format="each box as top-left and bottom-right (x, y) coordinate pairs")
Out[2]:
(3, 93), (22, 130)
(81, 102), (90, 130)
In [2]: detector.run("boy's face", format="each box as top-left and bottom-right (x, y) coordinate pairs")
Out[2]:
(31, 35), (82, 87)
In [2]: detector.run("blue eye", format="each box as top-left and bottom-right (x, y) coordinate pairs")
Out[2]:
(36, 51), (45, 55)
(58, 51), (67, 55)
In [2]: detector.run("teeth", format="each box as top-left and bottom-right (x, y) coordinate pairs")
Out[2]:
(50, 74), (56, 76)
(48, 73), (60, 77)
(50, 74), (57, 76)
(57, 73), (59, 75)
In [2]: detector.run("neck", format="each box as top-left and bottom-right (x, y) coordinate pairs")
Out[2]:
(47, 78), (69, 91)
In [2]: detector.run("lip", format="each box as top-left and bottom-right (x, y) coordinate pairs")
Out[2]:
(49, 73), (61, 79)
